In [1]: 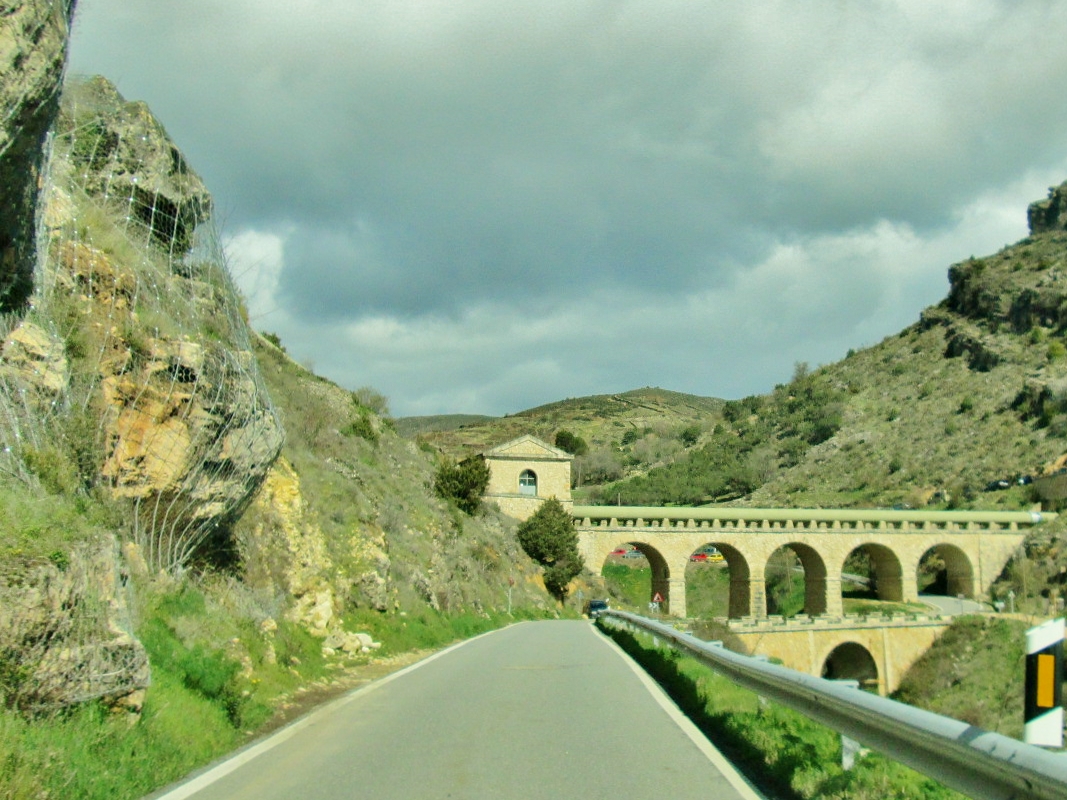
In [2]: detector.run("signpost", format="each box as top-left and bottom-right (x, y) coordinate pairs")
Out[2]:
(649, 592), (663, 614)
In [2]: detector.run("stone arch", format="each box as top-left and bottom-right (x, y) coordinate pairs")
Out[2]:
(766, 542), (828, 616)
(599, 540), (674, 612)
(821, 641), (879, 691)
(684, 542), (749, 619)
(918, 543), (974, 598)
(841, 542), (905, 603)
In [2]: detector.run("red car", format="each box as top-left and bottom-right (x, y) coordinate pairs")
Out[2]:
(611, 547), (629, 556)
(690, 552), (708, 562)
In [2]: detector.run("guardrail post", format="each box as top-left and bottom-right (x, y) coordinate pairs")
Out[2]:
(1025, 617), (1064, 747)
(834, 679), (862, 769)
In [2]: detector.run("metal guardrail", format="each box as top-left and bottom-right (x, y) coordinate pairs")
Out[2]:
(600, 610), (1067, 800)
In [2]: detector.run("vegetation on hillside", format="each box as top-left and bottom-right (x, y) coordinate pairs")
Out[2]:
(585, 363), (845, 505)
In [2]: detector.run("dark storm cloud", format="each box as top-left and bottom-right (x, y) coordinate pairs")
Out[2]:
(68, 1), (1067, 414)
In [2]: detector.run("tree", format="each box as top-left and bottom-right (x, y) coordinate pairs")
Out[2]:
(516, 498), (583, 600)
(433, 455), (490, 515)
(554, 429), (588, 456)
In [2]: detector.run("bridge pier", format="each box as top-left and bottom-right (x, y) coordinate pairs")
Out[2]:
(665, 577), (686, 617)
(818, 576), (843, 616)
(738, 576), (766, 618)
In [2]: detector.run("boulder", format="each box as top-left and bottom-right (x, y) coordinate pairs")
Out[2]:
(0, 537), (150, 713)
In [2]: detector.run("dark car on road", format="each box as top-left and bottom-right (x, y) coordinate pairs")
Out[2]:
(585, 599), (609, 618)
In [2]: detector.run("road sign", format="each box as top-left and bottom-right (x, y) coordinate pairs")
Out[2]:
(652, 592), (664, 603)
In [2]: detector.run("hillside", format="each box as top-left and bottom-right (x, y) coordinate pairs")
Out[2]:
(410, 387), (725, 497)
(570, 191), (1067, 513)
(416, 186), (1067, 516)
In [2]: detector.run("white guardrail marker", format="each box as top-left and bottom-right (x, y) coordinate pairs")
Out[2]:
(1024, 617), (1064, 748)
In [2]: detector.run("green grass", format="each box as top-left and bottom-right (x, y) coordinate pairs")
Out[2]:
(685, 562), (731, 617)
(341, 605), (555, 656)
(842, 599), (929, 616)
(0, 668), (240, 800)
(0, 479), (115, 572)
(601, 562), (652, 609)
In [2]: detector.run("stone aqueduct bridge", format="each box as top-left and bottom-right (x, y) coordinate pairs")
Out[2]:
(572, 505), (1054, 693)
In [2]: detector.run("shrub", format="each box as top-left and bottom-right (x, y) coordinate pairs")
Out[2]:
(678, 425), (701, 446)
(262, 331), (286, 352)
(351, 386), (390, 417)
(554, 429), (588, 456)
(341, 410), (379, 444)
(433, 456), (490, 515)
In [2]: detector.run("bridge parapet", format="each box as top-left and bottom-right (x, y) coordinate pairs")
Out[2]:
(573, 505), (1049, 534)
(575, 505), (1054, 619)
(727, 613), (946, 633)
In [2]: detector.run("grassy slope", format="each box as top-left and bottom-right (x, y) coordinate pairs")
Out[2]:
(244, 334), (556, 617)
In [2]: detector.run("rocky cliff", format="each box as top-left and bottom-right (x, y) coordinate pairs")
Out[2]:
(0, 6), (283, 709)
(0, 0), (76, 311)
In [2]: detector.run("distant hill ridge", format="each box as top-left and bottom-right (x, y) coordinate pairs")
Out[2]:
(418, 182), (1067, 512)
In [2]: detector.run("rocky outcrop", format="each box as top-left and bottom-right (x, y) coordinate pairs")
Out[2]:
(0, 0), (77, 311)
(941, 188), (1067, 337)
(0, 537), (149, 713)
(240, 457), (383, 654)
(1028, 180), (1067, 235)
(60, 75), (212, 253)
(12, 76), (287, 571)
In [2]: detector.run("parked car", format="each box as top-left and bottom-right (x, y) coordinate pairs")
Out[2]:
(690, 551), (724, 562)
(585, 599), (609, 618)
(610, 547), (629, 556)
(622, 549), (645, 559)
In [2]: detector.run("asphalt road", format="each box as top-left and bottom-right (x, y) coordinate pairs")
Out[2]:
(150, 620), (762, 800)
(918, 593), (988, 615)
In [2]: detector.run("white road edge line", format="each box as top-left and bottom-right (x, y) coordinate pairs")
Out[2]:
(594, 623), (768, 800)
(149, 626), (511, 800)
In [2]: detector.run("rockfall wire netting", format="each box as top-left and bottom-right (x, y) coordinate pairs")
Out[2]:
(0, 74), (283, 575)
(0, 73), (284, 711)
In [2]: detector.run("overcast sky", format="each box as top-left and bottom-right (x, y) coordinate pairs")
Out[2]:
(67, 1), (1067, 417)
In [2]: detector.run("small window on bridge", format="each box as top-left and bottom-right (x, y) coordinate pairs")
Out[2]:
(519, 470), (538, 496)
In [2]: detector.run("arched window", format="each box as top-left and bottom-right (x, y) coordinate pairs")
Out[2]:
(519, 469), (538, 496)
